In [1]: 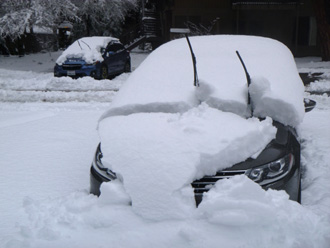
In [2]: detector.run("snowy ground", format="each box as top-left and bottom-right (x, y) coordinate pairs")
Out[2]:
(0, 52), (329, 248)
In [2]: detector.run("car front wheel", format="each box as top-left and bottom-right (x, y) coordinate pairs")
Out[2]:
(100, 65), (108, 79)
(124, 61), (131, 73)
(297, 176), (301, 203)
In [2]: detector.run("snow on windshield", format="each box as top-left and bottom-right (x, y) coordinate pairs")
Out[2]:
(99, 104), (276, 220)
(56, 36), (118, 65)
(100, 35), (304, 127)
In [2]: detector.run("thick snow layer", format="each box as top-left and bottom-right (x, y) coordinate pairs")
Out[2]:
(56, 36), (118, 65)
(4, 175), (329, 248)
(99, 104), (276, 220)
(1, 52), (330, 248)
(102, 35), (305, 127)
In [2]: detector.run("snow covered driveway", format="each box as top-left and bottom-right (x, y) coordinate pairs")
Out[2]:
(0, 69), (124, 103)
(0, 50), (141, 103)
(0, 52), (329, 247)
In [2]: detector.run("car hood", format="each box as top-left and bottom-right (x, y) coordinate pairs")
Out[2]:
(98, 104), (277, 220)
(61, 57), (85, 64)
(56, 36), (118, 65)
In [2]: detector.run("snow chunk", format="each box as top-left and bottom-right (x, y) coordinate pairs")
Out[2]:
(198, 175), (288, 226)
(196, 79), (249, 118)
(250, 76), (305, 127)
(99, 104), (276, 220)
(197, 175), (330, 247)
(99, 180), (131, 206)
(56, 36), (118, 65)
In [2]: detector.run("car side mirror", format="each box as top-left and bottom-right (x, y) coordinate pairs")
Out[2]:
(304, 98), (316, 112)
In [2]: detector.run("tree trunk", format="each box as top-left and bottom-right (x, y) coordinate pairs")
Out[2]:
(312, 0), (330, 61)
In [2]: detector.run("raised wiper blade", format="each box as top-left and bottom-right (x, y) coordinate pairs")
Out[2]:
(236, 51), (253, 116)
(170, 28), (199, 87)
(77, 40), (83, 50)
(185, 35), (199, 87)
(81, 40), (91, 50)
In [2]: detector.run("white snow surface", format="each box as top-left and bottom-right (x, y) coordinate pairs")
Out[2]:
(99, 105), (276, 220)
(102, 35), (305, 127)
(56, 36), (118, 65)
(0, 48), (330, 248)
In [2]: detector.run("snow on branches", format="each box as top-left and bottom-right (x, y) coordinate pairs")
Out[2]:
(0, 0), (138, 40)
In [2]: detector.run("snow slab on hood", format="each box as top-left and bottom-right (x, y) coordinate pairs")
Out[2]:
(100, 35), (304, 127)
(99, 103), (276, 220)
(56, 36), (118, 65)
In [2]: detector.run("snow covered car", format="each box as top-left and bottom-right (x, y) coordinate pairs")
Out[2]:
(90, 35), (315, 209)
(54, 36), (130, 79)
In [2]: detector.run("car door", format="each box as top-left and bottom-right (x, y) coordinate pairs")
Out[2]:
(115, 44), (127, 71)
(104, 43), (120, 74)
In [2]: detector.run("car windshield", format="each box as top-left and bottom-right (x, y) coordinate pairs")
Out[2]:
(56, 36), (118, 65)
(100, 35), (304, 127)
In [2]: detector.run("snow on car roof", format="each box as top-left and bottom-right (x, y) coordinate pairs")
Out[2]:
(100, 35), (305, 127)
(56, 36), (119, 65)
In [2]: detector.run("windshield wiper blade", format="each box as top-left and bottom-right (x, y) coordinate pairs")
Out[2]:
(185, 34), (199, 87)
(169, 28), (199, 87)
(236, 51), (253, 116)
(81, 40), (91, 50)
(77, 40), (83, 50)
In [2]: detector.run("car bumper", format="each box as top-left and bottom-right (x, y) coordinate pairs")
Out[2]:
(263, 168), (300, 202)
(90, 165), (109, 196)
(193, 167), (300, 205)
(54, 65), (100, 78)
(91, 164), (300, 204)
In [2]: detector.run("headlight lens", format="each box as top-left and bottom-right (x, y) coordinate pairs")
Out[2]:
(245, 154), (294, 186)
(85, 61), (99, 66)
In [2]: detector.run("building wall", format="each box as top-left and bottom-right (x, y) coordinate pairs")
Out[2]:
(161, 0), (320, 56)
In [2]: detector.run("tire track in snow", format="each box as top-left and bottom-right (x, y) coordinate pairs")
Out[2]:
(0, 89), (118, 103)
(0, 69), (128, 103)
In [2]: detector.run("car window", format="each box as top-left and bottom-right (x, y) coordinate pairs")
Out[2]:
(116, 44), (125, 52)
(107, 44), (118, 53)
(107, 43), (125, 53)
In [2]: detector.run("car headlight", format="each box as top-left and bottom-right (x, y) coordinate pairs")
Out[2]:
(245, 154), (294, 186)
(94, 144), (117, 179)
(85, 61), (99, 66)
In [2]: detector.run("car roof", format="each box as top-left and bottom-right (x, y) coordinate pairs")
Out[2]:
(71, 36), (119, 50)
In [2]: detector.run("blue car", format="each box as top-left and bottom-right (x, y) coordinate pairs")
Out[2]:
(54, 37), (130, 79)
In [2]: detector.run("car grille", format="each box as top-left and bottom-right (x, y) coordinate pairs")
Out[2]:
(62, 64), (82, 70)
(191, 170), (246, 197)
